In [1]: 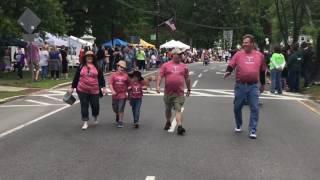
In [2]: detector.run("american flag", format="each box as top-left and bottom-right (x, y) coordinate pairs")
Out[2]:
(164, 18), (176, 31)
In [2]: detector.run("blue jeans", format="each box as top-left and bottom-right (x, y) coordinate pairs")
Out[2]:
(130, 98), (142, 123)
(270, 69), (282, 94)
(234, 83), (260, 133)
(41, 66), (48, 79)
(126, 60), (133, 72)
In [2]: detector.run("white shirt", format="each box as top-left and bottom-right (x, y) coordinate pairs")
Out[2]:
(39, 50), (49, 66)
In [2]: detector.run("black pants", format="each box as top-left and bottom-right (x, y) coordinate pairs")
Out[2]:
(303, 69), (311, 87)
(17, 64), (23, 79)
(109, 59), (114, 71)
(137, 60), (145, 70)
(288, 70), (300, 92)
(78, 91), (100, 121)
(51, 70), (59, 79)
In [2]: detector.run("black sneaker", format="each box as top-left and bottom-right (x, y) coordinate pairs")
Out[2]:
(177, 126), (186, 135)
(134, 123), (139, 129)
(164, 121), (171, 130)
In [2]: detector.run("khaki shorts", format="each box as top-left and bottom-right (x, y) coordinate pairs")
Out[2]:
(29, 62), (40, 70)
(163, 94), (185, 112)
(33, 63), (40, 70)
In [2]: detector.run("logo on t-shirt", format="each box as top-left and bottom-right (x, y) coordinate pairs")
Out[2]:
(245, 56), (255, 64)
(171, 66), (183, 74)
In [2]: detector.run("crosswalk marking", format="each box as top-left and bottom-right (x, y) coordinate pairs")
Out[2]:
(139, 89), (307, 100)
(145, 176), (156, 180)
(25, 99), (51, 105)
(192, 80), (198, 88)
(1, 87), (308, 109)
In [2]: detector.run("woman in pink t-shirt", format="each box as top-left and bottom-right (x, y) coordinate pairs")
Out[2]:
(109, 60), (129, 128)
(68, 51), (107, 130)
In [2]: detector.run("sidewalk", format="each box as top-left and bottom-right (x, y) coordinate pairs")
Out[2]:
(0, 86), (28, 92)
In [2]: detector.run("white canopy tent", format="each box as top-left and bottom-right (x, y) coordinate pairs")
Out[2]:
(160, 40), (190, 49)
(175, 41), (190, 49)
(80, 34), (96, 44)
(64, 36), (93, 66)
(66, 36), (93, 47)
(45, 32), (68, 46)
(160, 40), (177, 49)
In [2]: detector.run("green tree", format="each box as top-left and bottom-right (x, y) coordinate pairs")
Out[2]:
(0, 0), (71, 37)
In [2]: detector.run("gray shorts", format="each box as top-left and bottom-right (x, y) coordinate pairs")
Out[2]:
(112, 99), (126, 113)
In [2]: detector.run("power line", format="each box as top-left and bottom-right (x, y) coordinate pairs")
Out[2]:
(114, 0), (246, 30)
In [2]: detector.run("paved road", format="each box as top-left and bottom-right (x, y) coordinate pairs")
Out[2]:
(0, 62), (320, 180)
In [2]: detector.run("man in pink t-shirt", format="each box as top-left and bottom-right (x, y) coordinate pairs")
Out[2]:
(224, 34), (266, 139)
(156, 48), (191, 135)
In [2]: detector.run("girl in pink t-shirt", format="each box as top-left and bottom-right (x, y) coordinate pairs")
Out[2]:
(128, 71), (146, 128)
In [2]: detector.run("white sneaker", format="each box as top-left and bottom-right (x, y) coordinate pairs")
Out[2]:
(249, 132), (257, 139)
(82, 122), (88, 130)
(234, 127), (242, 133)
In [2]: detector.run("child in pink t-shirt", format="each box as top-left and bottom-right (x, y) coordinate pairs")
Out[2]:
(109, 61), (129, 128)
(128, 71), (146, 128)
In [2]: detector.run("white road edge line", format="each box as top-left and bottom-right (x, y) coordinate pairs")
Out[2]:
(198, 73), (202, 78)
(0, 102), (79, 139)
(25, 99), (51, 105)
(203, 69), (208, 72)
(168, 107), (184, 133)
(192, 80), (198, 88)
(145, 176), (156, 180)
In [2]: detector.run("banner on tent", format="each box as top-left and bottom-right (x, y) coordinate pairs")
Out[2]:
(223, 30), (233, 48)
(150, 34), (156, 41)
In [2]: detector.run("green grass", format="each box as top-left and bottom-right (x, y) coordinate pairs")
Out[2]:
(0, 68), (76, 89)
(302, 85), (320, 101)
(0, 91), (25, 99)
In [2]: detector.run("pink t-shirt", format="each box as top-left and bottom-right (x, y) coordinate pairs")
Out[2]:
(129, 81), (143, 99)
(159, 61), (189, 96)
(109, 72), (129, 99)
(228, 50), (266, 83)
(77, 64), (99, 94)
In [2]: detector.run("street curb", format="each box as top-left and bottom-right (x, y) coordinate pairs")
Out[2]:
(0, 95), (27, 104)
(298, 99), (320, 116)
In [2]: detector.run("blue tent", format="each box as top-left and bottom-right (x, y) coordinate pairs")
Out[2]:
(102, 38), (128, 47)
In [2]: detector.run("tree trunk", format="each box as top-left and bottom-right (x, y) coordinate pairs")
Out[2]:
(275, 0), (289, 48)
(313, 30), (320, 81)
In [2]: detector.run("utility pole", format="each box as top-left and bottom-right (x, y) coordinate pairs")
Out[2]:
(154, 0), (160, 48)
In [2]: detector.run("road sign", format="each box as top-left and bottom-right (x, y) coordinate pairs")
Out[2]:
(22, 34), (37, 42)
(18, 8), (41, 34)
